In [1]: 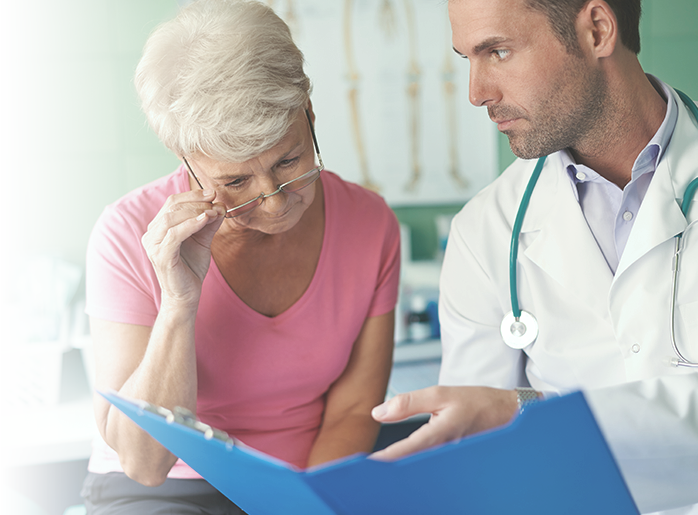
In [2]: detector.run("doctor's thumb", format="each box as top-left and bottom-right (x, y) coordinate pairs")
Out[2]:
(372, 394), (415, 423)
(371, 401), (391, 421)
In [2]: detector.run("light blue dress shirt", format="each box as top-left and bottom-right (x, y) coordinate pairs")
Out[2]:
(559, 76), (678, 273)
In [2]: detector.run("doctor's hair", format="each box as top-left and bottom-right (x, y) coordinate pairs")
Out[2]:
(525, 0), (641, 56)
(135, 0), (311, 163)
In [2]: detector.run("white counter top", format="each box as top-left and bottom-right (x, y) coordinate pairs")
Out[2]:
(2, 350), (97, 468)
(2, 340), (441, 468)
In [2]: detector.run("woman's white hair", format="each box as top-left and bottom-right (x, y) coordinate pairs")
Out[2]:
(135, 0), (311, 162)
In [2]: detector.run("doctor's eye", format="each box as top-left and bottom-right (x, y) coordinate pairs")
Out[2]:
(492, 49), (511, 60)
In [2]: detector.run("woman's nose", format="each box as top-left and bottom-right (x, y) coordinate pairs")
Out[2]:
(259, 188), (289, 213)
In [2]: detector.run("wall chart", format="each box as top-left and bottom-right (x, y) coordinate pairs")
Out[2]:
(267, 0), (497, 206)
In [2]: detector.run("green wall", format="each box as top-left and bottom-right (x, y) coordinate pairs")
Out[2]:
(0, 1), (696, 268)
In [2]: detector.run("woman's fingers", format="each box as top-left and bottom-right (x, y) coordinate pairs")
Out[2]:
(144, 190), (226, 248)
(141, 190), (227, 302)
(155, 210), (217, 255)
(147, 189), (222, 235)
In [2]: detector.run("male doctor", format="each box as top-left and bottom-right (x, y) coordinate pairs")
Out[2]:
(372, 0), (698, 513)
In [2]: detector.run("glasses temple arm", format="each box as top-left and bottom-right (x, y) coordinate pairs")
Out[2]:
(182, 156), (205, 190)
(305, 109), (324, 166)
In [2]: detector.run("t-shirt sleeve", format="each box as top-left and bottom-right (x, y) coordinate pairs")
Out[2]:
(366, 207), (401, 318)
(85, 204), (160, 327)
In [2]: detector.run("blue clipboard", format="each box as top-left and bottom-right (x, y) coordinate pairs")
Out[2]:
(101, 390), (639, 515)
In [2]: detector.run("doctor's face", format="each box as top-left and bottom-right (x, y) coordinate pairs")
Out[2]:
(449, 0), (607, 159)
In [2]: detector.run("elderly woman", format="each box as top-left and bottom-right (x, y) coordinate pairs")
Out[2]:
(80, 0), (399, 513)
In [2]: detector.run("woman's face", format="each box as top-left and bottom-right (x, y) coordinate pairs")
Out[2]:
(185, 110), (321, 235)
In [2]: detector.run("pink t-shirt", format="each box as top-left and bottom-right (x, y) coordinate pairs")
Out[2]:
(86, 167), (400, 476)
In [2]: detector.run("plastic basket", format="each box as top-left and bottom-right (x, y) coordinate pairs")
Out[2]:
(2, 310), (70, 412)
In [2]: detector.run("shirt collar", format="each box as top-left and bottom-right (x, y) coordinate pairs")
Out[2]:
(561, 74), (678, 191)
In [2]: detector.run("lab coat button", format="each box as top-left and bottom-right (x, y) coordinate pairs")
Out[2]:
(631, 343), (641, 353)
(623, 211), (633, 221)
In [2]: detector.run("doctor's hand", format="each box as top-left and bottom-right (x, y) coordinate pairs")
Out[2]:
(370, 386), (518, 460)
(142, 188), (226, 310)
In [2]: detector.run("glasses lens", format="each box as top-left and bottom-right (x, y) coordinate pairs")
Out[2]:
(225, 196), (264, 218)
(225, 166), (323, 217)
(282, 166), (322, 193)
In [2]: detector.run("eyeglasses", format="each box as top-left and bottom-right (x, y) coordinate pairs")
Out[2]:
(183, 109), (324, 218)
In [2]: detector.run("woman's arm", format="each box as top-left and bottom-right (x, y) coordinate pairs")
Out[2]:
(306, 310), (395, 467)
(92, 188), (225, 486)
(91, 315), (197, 485)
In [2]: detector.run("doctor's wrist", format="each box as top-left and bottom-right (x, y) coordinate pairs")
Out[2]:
(515, 387), (543, 414)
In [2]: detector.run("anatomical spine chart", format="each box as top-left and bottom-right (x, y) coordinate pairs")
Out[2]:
(343, 0), (381, 193)
(266, 0), (496, 206)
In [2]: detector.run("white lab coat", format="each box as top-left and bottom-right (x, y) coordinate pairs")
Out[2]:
(439, 85), (698, 514)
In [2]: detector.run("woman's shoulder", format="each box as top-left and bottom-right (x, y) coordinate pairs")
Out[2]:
(97, 166), (189, 234)
(322, 170), (395, 221)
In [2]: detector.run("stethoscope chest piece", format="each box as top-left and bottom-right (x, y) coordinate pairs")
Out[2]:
(501, 310), (539, 349)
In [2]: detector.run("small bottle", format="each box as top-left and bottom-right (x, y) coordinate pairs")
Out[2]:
(407, 295), (431, 342)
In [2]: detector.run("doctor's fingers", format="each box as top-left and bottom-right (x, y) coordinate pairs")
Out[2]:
(371, 414), (465, 461)
(372, 386), (458, 423)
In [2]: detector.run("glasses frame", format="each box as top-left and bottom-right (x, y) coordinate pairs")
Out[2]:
(183, 109), (324, 218)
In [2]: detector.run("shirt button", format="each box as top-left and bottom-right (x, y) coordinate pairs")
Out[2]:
(576, 171), (587, 181)
(623, 211), (634, 221)
(631, 343), (641, 354)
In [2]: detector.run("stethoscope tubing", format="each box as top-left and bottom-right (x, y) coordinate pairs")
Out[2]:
(508, 156), (546, 319)
(670, 164), (698, 367)
(504, 88), (698, 367)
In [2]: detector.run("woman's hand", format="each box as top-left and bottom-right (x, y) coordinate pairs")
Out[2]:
(97, 190), (225, 485)
(141, 189), (226, 309)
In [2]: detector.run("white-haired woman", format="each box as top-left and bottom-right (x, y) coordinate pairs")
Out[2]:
(81, 1), (399, 513)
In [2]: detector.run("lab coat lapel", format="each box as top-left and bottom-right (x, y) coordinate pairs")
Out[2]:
(521, 157), (613, 321)
(615, 90), (698, 278)
(613, 163), (686, 279)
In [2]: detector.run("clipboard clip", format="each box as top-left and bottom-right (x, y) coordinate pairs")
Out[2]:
(136, 398), (236, 446)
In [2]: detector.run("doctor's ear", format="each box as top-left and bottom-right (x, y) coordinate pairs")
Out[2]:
(576, 0), (618, 59)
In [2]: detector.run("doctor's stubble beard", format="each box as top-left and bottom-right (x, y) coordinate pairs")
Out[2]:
(494, 66), (609, 160)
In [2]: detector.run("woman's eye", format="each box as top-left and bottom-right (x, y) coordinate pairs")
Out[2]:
(278, 156), (300, 168)
(493, 49), (511, 60)
(225, 177), (248, 188)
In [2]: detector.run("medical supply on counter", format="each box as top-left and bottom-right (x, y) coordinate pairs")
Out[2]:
(396, 260), (441, 345)
(406, 294), (432, 341)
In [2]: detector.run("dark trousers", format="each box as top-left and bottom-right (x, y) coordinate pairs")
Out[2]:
(81, 472), (248, 515)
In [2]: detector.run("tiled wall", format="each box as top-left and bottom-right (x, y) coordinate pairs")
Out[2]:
(0, 1), (695, 266)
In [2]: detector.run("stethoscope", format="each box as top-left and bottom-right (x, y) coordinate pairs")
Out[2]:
(500, 89), (698, 369)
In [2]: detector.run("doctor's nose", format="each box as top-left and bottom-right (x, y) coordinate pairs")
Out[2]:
(468, 66), (501, 107)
